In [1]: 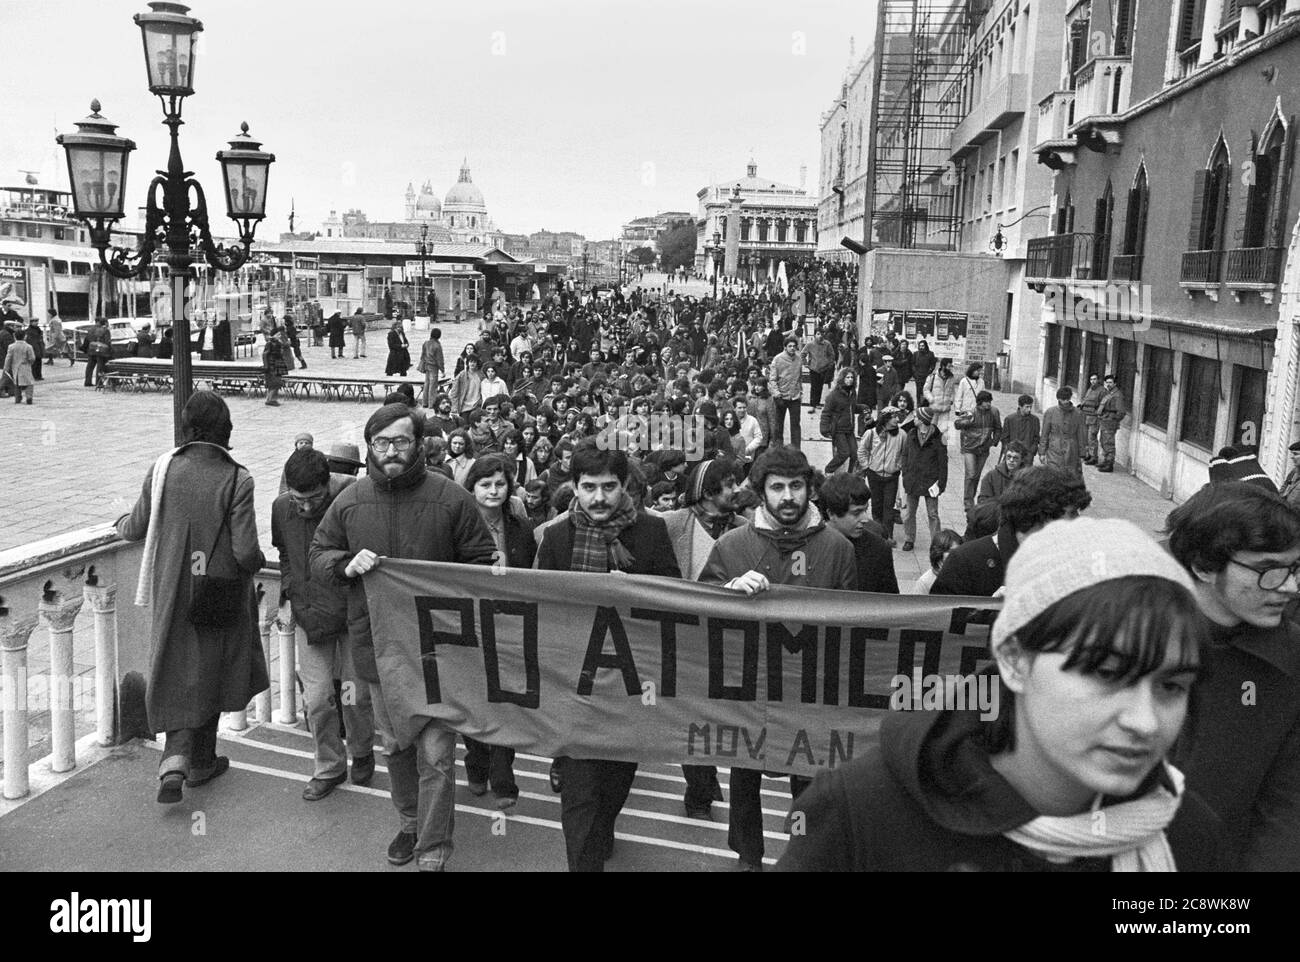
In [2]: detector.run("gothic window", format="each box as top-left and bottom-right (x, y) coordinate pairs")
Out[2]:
(1188, 136), (1230, 252)
(1121, 163), (1149, 258)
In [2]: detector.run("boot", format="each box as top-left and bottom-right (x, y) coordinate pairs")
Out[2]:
(1097, 461), (1114, 473)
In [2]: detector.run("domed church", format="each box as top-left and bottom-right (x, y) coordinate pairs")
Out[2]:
(404, 159), (501, 246)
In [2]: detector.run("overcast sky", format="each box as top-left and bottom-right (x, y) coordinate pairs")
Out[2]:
(2, 0), (871, 241)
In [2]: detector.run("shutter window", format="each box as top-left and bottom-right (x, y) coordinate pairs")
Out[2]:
(1135, 182), (1149, 259)
(1187, 170), (1208, 251)
(1177, 0), (1204, 51)
(1267, 119), (1296, 249)
(1115, 0), (1134, 55)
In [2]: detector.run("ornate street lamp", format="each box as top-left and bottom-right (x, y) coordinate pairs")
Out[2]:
(57, 2), (275, 445)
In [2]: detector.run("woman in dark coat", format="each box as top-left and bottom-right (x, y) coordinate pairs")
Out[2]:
(213, 317), (233, 361)
(327, 311), (346, 359)
(385, 320), (411, 376)
(116, 391), (269, 804)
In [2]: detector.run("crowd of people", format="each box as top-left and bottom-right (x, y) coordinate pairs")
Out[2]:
(107, 261), (1299, 873)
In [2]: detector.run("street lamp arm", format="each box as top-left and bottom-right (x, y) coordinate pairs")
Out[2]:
(187, 177), (251, 271)
(92, 175), (168, 279)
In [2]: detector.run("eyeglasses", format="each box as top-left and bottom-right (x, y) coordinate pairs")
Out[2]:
(1228, 558), (1300, 591)
(289, 490), (327, 506)
(370, 437), (415, 453)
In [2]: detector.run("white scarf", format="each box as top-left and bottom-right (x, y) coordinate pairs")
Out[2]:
(1004, 763), (1185, 872)
(134, 446), (180, 607)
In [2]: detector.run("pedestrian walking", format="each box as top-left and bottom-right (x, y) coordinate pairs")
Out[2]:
(271, 448), (374, 802)
(115, 391), (269, 804)
(1079, 373), (1104, 464)
(770, 337), (804, 449)
(263, 328), (289, 406)
(1095, 373), (1127, 472)
(819, 368), (859, 475)
(349, 310), (368, 358)
(1000, 394), (1040, 454)
(3, 327), (36, 404)
(284, 314), (307, 369)
(954, 389), (1003, 514)
(82, 315), (112, 387)
(899, 406), (947, 551)
(385, 319), (410, 376)
(858, 405), (905, 546)
(1040, 387), (1088, 478)
(309, 403), (497, 871)
(819, 472), (899, 592)
(327, 311), (346, 359)
(977, 441), (1028, 504)
(25, 318), (44, 379)
(535, 444), (681, 871)
(417, 327), (445, 407)
(700, 446), (855, 870)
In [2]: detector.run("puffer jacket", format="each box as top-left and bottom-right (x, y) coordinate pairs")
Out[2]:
(309, 457), (497, 682)
(900, 423), (948, 497)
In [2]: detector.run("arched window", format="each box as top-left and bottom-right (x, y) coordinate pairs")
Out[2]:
(1190, 136), (1230, 253)
(1119, 163), (1149, 277)
(1243, 121), (1286, 249)
(1092, 180), (1113, 279)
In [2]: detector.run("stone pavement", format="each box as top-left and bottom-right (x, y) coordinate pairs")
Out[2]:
(0, 326), (1177, 564)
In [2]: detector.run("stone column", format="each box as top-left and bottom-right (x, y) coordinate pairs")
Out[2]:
(1, 618), (38, 799)
(38, 594), (84, 773)
(83, 583), (118, 748)
(724, 190), (743, 278)
(275, 607), (297, 725)
(254, 594), (274, 724)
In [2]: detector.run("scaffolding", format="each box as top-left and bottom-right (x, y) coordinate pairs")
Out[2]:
(865, 0), (972, 251)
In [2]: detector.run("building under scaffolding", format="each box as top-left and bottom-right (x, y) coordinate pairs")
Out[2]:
(866, 0), (976, 251)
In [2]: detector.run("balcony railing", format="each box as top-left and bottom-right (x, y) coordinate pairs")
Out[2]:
(1025, 232), (1102, 281)
(0, 527), (296, 801)
(1180, 249), (1224, 284)
(1111, 253), (1143, 281)
(1225, 246), (1283, 285)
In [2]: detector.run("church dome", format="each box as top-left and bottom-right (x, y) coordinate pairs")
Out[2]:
(444, 159), (485, 209)
(415, 181), (441, 216)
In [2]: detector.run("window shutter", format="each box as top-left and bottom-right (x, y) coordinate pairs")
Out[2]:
(1223, 0), (1239, 24)
(1177, 0), (1202, 51)
(1268, 118), (1297, 249)
(1135, 184), (1149, 258)
(1123, 187), (1140, 254)
(1211, 164), (1230, 251)
(1237, 132), (1259, 248)
(1187, 169), (1208, 251)
(1115, 0), (1134, 55)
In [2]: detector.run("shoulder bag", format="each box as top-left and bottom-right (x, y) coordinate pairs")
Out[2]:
(187, 468), (244, 628)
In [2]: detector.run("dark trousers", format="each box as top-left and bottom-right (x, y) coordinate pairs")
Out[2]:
(463, 736), (518, 798)
(161, 712), (220, 778)
(865, 469), (900, 539)
(559, 758), (637, 872)
(728, 768), (811, 866)
(773, 397), (802, 449)
(825, 431), (857, 474)
(682, 764), (721, 813)
(83, 353), (106, 387)
(808, 368), (831, 406)
(31, 357), (42, 380)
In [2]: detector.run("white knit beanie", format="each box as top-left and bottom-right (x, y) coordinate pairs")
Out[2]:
(990, 517), (1197, 651)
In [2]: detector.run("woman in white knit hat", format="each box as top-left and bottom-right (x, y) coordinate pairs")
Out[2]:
(777, 516), (1226, 872)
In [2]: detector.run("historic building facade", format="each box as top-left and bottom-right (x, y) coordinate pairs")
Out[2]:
(1028, 0), (1300, 500)
(694, 160), (819, 279)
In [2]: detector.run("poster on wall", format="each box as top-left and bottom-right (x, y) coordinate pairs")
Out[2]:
(964, 312), (992, 364)
(903, 310), (935, 339)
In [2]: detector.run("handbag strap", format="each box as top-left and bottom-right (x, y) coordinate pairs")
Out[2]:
(203, 466), (239, 566)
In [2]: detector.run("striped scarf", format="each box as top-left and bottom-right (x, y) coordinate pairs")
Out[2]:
(570, 491), (639, 573)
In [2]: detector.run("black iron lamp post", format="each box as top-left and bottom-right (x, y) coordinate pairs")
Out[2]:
(419, 222), (429, 307)
(57, 2), (275, 445)
(710, 230), (722, 299)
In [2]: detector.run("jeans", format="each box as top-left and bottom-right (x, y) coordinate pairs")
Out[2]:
(728, 769), (811, 866)
(825, 432), (857, 474)
(809, 369), (831, 406)
(463, 736), (518, 799)
(83, 353), (106, 387)
(370, 681), (457, 871)
(422, 371), (441, 407)
(559, 758), (638, 872)
(296, 626), (374, 779)
(903, 492), (942, 544)
(1085, 416), (1100, 460)
(1099, 423), (1118, 466)
(682, 764), (721, 814)
(962, 450), (990, 513)
(773, 397), (802, 449)
(352, 331), (367, 358)
(865, 469), (899, 539)
(160, 713), (220, 779)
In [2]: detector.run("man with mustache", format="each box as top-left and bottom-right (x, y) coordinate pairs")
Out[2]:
(310, 403), (497, 871)
(699, 445), (857, 870)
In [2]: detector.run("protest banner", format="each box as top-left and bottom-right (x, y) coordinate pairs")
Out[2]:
(364, 561), (1000, 778)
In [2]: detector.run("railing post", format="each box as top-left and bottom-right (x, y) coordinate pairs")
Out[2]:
(1, 619), (38, 800)
(83, 583), (118, 748)
(254, 596), (274, 724)
(275, 607), (297, 725)
(38, 594), (84, 773)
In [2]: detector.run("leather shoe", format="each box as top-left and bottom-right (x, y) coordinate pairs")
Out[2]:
(350, 753), (375, 785)
(303, 772), (347, 801)
(466, 779), (488, 796)
(387, 829), (417, 866)
(186, 756), (229, 787)
(157, 772), (184, 804)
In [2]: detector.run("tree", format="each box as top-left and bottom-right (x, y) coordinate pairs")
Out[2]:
(656, 221), (698, 274)
(629, 246), (656, 266)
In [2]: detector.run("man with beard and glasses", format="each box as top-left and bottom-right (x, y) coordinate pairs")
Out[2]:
(310, 404), (497, 871)
(272, 448), (374, 802)
(660, 458), (747, 820)
(699, 445), (857, 870)
(535, 443), (681, 871)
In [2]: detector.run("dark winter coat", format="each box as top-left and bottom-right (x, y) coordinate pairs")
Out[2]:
(1000, 411), (1041, 452)
(270, 475), (356, 645)
(115, 443), (269, 733)
(308, 458), (497, 683)
(900, 423), (948, 497)
(819, 385), (856, 438)
(911, 347), (936, 385)
(535, 510), (680, 578)
(977, 462), (1015, 504)
(1172, 618), (1300, 870)
(775, 704), (1226, 871)
(699, 510), (857, 592)
(930, 527), (1019, 598)
(848, 530), (900, 594)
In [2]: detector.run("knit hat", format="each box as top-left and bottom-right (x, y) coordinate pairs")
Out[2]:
(1208, 446), (1278, 492)
(916, 407), (935, 425)
(294, 431), (314, 447)
(683, 458), (734, 506)
(990, 517), (1197, 652)
(695, 400), (718, 423)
